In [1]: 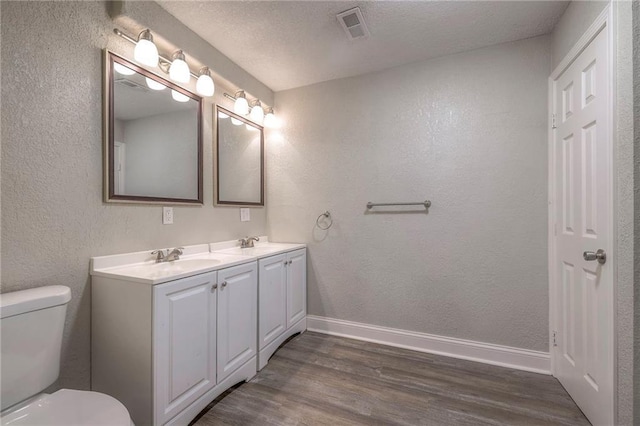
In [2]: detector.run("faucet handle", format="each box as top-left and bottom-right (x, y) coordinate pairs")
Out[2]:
(173, 247), (184, 255)
(151, 249), (166, 262)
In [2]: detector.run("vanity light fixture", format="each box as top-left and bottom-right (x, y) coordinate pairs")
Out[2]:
(114, 63), (135, 76)
(249, 100), (264, 124)
(169, 50), (190, 83)
(133, 29), (159, 67)
(224, 91), (275, 126)
(114, 28), (218, 98)
(264, 107), (276, 128)
(233, 90), (250, 115)
(145, 77), (166, 91)
(196, 67), (215, 97)
(171, 90), (190, 103)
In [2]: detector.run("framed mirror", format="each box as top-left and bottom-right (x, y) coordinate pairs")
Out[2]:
(215, 105), (264, 206)
(104, 51), (203, 204)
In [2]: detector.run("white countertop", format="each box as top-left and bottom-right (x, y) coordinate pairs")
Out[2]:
(90, 238), (305, 285)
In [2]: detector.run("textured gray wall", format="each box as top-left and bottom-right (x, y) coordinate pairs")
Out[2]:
(1, 1), (270, 390)
(551, 2), (636, 423)
(633, 2), (640, 424)
(269, 36), (551, 352)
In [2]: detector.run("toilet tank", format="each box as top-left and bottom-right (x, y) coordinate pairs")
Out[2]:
(0, 286), (72, 411)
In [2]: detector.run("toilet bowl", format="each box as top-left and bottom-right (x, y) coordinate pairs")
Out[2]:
(0, 286), (133, 425)
(1, 389), (132, 425)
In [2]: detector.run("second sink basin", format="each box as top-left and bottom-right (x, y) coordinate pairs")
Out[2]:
(213, 243), (301, 258)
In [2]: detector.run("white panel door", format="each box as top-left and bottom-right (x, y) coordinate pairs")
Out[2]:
(258, 254), (287, 350)
(552, 25), (613, 425)
(286, 249), (307, 328)
(153, 272), (217, 425)
(217, 262), (257, 382)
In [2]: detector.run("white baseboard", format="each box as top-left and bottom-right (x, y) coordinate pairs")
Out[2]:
(306, 315), (550, 375)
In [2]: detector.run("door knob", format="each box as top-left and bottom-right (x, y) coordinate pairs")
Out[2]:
(583, 249), (606, 265)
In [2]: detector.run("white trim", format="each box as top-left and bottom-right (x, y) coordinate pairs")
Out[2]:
(549, 7), (609, 80)
(307, 316), (550, 375)
(547, 3), (616, 424)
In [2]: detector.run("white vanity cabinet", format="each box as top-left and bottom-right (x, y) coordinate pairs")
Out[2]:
(91, 239), (305, 425)
(216, 262), (257, 382)
(286, 249), (307, 327)
(257, 248), (307, 369)
(258, 254), (288, 349)
(92, 260), (258, 426)
(154, 272), (218, 425)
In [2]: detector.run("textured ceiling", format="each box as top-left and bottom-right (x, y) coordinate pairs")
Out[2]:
(157, 1), (568, 92)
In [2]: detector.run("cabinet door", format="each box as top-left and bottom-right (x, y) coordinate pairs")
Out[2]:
(217, 262), (257, 382)
(286, 249), (307, 328)
(154, 272), (217, 425)
(258, 254), (287, 350)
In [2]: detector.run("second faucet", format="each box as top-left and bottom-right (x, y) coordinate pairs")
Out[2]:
(239, 236), (260, 249)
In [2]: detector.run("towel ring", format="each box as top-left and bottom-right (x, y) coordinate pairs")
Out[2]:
(316, 211), (333, 230)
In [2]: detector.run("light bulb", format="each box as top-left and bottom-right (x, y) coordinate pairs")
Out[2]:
(250, 101), (264, 124)
(246, 123), (258, 131)
(171, 90), (189, 103)
(264, 108), (277, 128)
(134, 29), (159, 67)
(233, 91), (249, 115)
(169, 50), (190, 83)
(218, 111), (229, 119)
(114, 63), (135, 76)
(145, 77), (166, 91)
(231, 117), (243, 126)
(196, 67), (215, 97)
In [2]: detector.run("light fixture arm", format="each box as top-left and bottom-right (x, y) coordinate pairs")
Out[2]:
(224, 92), (272, 112)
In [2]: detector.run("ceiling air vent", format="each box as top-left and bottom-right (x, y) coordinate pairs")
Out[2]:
(337, 7), (370, 41)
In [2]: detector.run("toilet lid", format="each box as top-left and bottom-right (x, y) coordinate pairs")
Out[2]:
(1, 389), (132, 425)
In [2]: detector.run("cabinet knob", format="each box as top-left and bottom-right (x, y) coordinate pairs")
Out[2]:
(211, 283), (218, 292)
(288, 260), (293, 265)
(283, 260), (288, 266)
(221, 281), (228, 288)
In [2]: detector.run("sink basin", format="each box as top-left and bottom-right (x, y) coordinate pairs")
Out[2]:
(109, 257), (223, 280)
(213, 243), (298, 258)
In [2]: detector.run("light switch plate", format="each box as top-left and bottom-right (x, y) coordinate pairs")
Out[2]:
(163, 207), (174, 225)
(240, 208), (250, 222)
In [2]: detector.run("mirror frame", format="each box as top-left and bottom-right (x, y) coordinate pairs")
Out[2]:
(103, 50), (204, 205)
(214, 105), (265, 207)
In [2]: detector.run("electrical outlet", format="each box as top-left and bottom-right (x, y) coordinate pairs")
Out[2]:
(163, 207), (174, 225)
(240, 208), (250, 222)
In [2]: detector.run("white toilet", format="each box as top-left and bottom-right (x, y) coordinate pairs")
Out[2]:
(0, 286), (133, 425)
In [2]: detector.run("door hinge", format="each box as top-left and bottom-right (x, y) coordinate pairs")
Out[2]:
(553, 331), (558, 347)
(551, 113), (557, 129)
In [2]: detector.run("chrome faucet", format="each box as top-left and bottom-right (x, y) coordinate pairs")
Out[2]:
(151, 247), (184, 263)
(238, 236), (259, 249)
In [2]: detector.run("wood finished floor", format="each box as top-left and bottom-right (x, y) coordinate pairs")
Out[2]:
(192, 332), (589, 426)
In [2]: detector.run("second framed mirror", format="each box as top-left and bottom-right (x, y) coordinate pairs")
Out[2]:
(215, 105), (264, 206)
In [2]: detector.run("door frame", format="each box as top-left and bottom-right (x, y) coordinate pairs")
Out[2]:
(547, 3), (617, 422)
